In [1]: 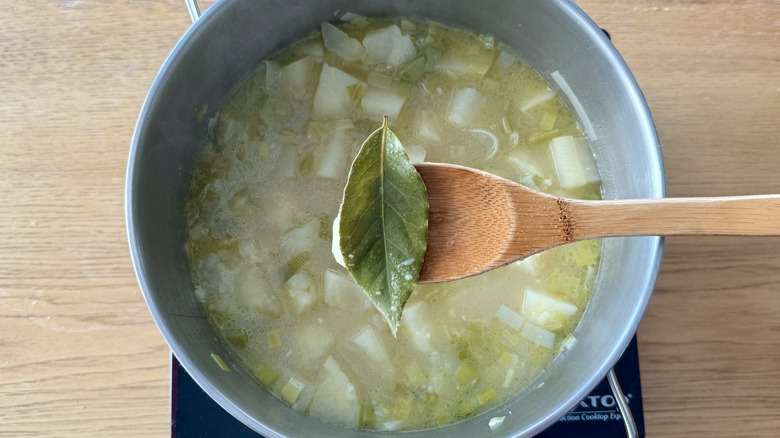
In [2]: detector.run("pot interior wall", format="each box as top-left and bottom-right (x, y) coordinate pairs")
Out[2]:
(126, 0), (663, 436)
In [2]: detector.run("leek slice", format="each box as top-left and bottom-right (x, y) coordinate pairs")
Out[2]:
(281, 377), (306, 404)
(404, 362), (427, 387)
(210, 353), (231, 372)
(502, 368), (516, 388)
(540, 110), (558, 131)
(477, 386), (497, 405)
(523, 289), (578, 322)
(496, 305), (524, 331)
(282, 252), (311, 280)
(455, 361), (478, 386)
(424, 392), (439, 409)
(253, 361), (281, 386)
(519, 88), (556, 112)
(529, 129), (561, 145)
(281, 220), (319, 255)
(360, 403), (376, 428)
(398, 54), (427, 82)
(317, 214), (330, 240)
(267, 330), (281, 349)
(520, 322), (555, 348)
(392, 394), (413, 421)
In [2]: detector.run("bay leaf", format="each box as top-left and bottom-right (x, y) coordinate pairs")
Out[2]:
(339, 116), (429, 335)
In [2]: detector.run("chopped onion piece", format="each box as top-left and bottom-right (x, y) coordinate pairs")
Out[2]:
(416, 111), (442, 143)
(400, 302), (433, 352)
(367, 71), (394, 89)
(404, 144), (426, 164)
(322, 269), (366, 308)
(315, 128), (350, 180)
(496, 305), (525, 331)
(312, 64), (364, 119)
(497, 49), (516, 68)
(351, 326), (390, 364)
(234, 264), (282, 317)
(281, 56), (317, 96)
(447, 88), (485, 127)
(309, 357), (359, 427)
(272, 146), (297, 178)
(524, 289), (578, 318)
(284, 271), (317, 315)
(361, 87), (407, 122)
(362, 25), (417, 67)
(520, 322), (555, 348)
(321, 22), (364, 61)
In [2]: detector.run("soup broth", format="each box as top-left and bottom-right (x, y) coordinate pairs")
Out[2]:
(186, 16), (602, 431)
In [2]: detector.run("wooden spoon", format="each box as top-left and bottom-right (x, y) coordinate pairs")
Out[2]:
(414, 162), (780, 284)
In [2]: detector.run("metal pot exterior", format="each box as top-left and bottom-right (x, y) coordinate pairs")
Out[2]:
(125, 0), (664, 436)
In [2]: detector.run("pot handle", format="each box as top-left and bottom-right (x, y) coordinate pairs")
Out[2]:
(185, 0), (201, 23)
(607, 368), (639, 438)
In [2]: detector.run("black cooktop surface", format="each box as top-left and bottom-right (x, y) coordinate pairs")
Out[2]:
(171, 336), (644, 437)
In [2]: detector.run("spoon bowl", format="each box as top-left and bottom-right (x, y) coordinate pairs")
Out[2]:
(415, 162), (780, 283)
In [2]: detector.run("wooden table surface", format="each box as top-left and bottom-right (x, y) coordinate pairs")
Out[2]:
(1, 0), (778, 436)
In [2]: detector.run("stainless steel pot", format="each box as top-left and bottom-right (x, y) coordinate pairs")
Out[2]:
(125, 0), (664, 436)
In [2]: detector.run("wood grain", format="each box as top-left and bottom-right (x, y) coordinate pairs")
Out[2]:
(0, 0), (777, 437)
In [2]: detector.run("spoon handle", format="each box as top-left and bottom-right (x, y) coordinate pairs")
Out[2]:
(567, 195), (780, 239)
